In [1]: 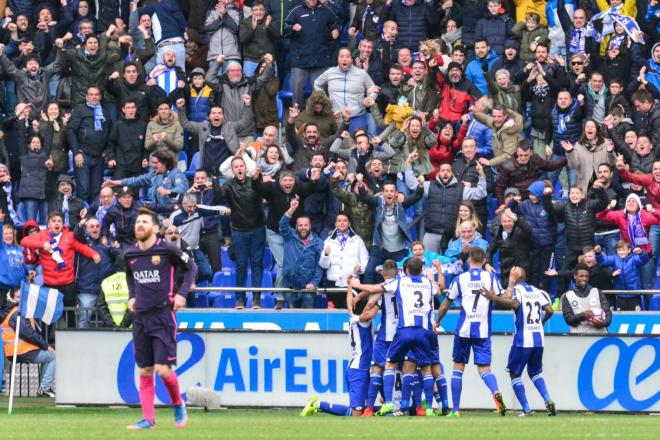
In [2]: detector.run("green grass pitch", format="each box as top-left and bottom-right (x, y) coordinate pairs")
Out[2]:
(0, 398), (658, 440)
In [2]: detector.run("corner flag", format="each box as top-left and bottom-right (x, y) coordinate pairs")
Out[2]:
(19, 282), (64, 325)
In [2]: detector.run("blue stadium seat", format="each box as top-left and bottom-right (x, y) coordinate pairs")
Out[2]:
(314, 291), (328, 309)
(221, 246), (235, 270)
(245, 271), (275, 308)
(278, 73), (293, 100)
(189, 280), (209, 308)
(263, 247), (274, 271)
(648, 294), (660, 311)
(210, 270), (237, 308)
(276, 95), (284, 123)
(185, 151), (201, 179)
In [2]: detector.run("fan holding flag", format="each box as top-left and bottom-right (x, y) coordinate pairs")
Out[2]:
(21, 211), (100, 327)
(1, 282), (63, 404)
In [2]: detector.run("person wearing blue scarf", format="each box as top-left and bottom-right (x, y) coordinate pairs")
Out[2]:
(67, 86), (112, 203)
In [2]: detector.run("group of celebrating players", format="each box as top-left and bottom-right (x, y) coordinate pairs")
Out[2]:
(301, 246), (557, 417)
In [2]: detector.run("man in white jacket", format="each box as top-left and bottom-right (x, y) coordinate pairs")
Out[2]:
(319, 212), (369, 308)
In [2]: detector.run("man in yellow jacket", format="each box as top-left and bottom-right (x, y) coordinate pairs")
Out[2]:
(1, 288), (56, 397)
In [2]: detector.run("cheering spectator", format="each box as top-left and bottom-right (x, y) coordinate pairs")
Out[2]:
(72, 216), (118, 328)
(510, 180), (557, 291)
(49, 175), (85, 229)
(466, 38), (498, 95)
(213, 156), (266, 309)
(177, 95), (252, 175)
(205, 0), (241, 69)
(562, 119), (616, 194)
(21, 212), (100, 324)
(206, 54), (275, 140)
(495, 140), (567, 204)
(474, 0), (513, 56)
(542, 181), (609, 277)
(445, 220), (489, 269)
(107, 98), (148, 181)
(67, 86), (113, 203)
(100, 186), (139, 249)
(415, 161), (487, 252)
(485, 208), (532, 288)
(474, 105), (524, 168)
(319, 212), (369, 307)
(595, 241), (648, 311)
(280, 198), (324, 309)
(239, 2), (280, 77)
(104, 148), (188, 212)
(145, 99), (184, 154)
(284, 0), (339, 108)
(0, 212), (29, 310)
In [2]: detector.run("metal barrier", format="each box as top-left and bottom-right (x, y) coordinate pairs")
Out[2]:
(602, 290), (660, 295)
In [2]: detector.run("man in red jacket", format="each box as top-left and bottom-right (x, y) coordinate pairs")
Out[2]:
(21, 212), (100, 326)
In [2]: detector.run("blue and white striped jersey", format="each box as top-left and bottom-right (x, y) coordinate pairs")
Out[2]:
(376, 276), (399, 342)
(348, 319), (374, 370)
(511, 283), (551, 348)
(447, 268), (503, 339)
(384, 275), (436, 330)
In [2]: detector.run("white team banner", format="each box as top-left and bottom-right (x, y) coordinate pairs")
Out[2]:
(56, 331), (659, 412)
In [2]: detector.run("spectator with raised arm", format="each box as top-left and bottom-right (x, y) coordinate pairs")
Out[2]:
(280, 197), (324, 309)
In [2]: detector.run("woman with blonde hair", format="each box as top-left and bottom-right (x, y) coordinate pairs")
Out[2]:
(454, 201), (482, 237)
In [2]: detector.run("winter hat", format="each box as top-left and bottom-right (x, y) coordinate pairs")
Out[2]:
(504, 39), (520, 51)
(504, 187), (520, 198)
(527, 181), (545, 199)
(625, 193), (642, 213)
(447, 61), (463, 73)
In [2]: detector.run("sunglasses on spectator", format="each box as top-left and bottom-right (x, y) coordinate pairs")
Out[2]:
(571, 61), (584, 65)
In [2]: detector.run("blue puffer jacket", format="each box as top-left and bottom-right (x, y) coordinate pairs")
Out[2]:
(474, 13), (514, 55)
(511, 199), (556, 248)
(0, 225), (27, 288)
(188, 85), (215, 122)
(465, 50), (498, 96)
(465, 115), (493, 158)
(121, 167), (189, 206)
(383, 0), (439, 52)
(284, 3), (338, 69)
(73, 227), (118, 295)
(596, 251), (649, 296)
(279, 214), (324, 289)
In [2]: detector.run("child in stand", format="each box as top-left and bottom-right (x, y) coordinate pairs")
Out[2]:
(595, 240), (649, 311)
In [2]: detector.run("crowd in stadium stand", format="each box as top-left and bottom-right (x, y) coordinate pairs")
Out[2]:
(0, 0), (658, 329)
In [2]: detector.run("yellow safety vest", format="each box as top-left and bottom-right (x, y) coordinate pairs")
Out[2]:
(101, 272), (130, 327)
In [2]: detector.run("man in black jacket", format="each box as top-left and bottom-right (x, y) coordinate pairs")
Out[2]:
(49, 175), (85, 229)
(107, 98), (148, 181)
(452, 137), (494, 229)
(543, 181), (609, 290)
(377, 64), (404, 113)
(106, 62), (152, 122)
(67, 85), (113, 203)
(252, 168), (318, 305)
(212, 156), (266, 309)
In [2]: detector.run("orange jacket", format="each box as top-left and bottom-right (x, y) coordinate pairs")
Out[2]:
(1, 307), (41, 357)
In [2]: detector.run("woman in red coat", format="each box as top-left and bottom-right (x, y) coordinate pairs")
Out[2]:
(427, 113), (469, 180)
